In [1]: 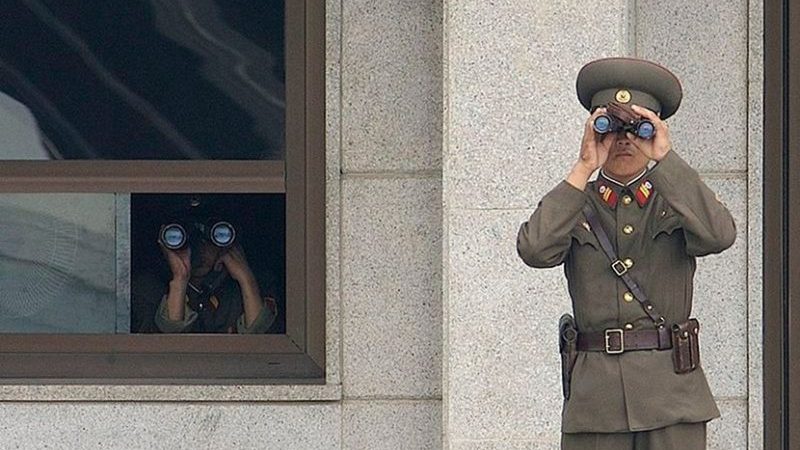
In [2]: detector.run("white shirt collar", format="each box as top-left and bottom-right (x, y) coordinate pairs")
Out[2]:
(599, 168), (647, 187)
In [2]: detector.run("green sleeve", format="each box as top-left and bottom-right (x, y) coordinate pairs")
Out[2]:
(517, 180), (587, 268)
(236, 297), (278, 334)
(648, 150), (736, 256)
(154, 295), (198, 333)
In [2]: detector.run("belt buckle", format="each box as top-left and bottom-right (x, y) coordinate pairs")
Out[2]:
(605, 328), (625, 354)
(611, 260), (628, 276)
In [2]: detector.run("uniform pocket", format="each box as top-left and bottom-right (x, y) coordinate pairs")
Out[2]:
(651, 209), (682, 239)
(571, 224), (600, 250)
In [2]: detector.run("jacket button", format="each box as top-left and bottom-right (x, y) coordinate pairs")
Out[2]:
(623, 258), (634, 268)
(622, 195), (633, 205)
(623, 292), (634, 302)
(623, 224), (634, 235)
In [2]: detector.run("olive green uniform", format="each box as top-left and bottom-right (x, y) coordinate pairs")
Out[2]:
(517, 151), (735, 441)
(560, 422), (706, 450)
(154, 278), (278, 334)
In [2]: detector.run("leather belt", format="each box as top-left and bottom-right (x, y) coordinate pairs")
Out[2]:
(577, 327), (673, 354)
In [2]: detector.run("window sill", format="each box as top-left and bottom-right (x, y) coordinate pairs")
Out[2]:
(0, 383), (342, 402)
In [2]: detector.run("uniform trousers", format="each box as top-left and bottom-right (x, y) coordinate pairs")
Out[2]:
(561, 422), (706, 450)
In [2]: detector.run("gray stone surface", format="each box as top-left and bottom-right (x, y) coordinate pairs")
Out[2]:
(692, 177), (748, 398)
(445, 1), (627, 210)
(0, 403), (340, 450)
(636, 0), (748, 173)
(0, 384), (342, 402)
(708, 399), (748, 450)
(325, 0), (343, 387)
(343, 400), (441, 449)
(451, 440), (558, 450)
(747, 1), (764, 448)
(342, 177), (442, 398)
(447, 209), (569, 440)
(342, 0), (443, 173)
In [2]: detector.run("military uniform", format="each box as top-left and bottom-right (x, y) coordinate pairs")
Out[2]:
(516, 58), (736, 449)
(155, 276), (278, 334)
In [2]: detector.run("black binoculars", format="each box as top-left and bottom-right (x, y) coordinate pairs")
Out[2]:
(159, 220), (236, 250)
(592, 102), (656, 140)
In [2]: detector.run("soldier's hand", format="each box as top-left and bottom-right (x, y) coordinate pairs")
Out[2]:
(220, 244), (255, 284)
(160, 244), (191, 283)
(626, 104), (671, 161)
(578, 107), (615, 172)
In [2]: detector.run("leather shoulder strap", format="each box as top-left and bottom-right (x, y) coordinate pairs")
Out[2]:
(581, 203), (666, 328)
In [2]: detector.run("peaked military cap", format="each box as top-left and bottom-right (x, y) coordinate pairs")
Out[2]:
(576, 57), (683, 119)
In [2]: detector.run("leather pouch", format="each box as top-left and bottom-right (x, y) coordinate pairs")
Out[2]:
(671, 318), (700, 374)
(559, 314), (578, 399)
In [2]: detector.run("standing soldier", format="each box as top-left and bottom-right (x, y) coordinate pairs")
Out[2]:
(517, 58), (736, 449)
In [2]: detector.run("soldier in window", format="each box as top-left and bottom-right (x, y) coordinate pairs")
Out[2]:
(153, 204), (279, 334)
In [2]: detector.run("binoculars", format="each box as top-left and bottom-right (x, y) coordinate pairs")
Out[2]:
(592, 102), (656, 140)
(159, 220), (236, 250)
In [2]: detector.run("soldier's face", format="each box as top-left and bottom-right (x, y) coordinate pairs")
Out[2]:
(602, 132), (650, 183)
(191, 242), (224, 279)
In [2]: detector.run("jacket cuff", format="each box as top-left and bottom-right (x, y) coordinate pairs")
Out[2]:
(236, 298), (278, 334)
(154, 295), (197, 333)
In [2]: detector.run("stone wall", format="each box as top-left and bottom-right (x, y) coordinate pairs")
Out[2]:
(339, 0), (444, 447)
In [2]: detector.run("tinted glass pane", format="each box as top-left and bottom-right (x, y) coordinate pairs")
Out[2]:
(130, 193), (286, 334)
(0, 1), (285, 160)
(0, 194), (117, 332)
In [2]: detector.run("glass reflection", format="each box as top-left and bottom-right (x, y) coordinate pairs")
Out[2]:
(0, 194), (116, 333)
(0, 0), (285, 160)
(0, 92), (50, 159)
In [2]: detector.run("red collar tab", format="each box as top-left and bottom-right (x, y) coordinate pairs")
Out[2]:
(634, 179), (654, 207)
(597, 183), (618, 209)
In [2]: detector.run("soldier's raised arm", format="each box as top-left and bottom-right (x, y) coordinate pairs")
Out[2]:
(647, 150), (736, 256)
(626, 105), (736, 256)
(517, 108), (615, 267)
(517, 181), (586, 268)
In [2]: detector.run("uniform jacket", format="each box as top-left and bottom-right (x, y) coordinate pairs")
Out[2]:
(155, 277), (278, 334)
(517, 151), (736, 433)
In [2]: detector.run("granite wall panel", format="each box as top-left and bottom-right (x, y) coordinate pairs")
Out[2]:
(342, 0), (443, 173)
(445, 0), (628, 210)
(692, 177), (748, 398)
(447, 209), (569, 440)
(636, 0), (748, 173)
(342, 177), (442, 398)
(343, 400), (442, 449)
(0, 403), (341, 450)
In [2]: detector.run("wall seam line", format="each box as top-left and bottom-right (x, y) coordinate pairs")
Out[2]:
(337, 1), (346, 438)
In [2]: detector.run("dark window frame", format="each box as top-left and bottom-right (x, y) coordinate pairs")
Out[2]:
(0, 1), (325, 384)
(764, 0), (800, 445)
